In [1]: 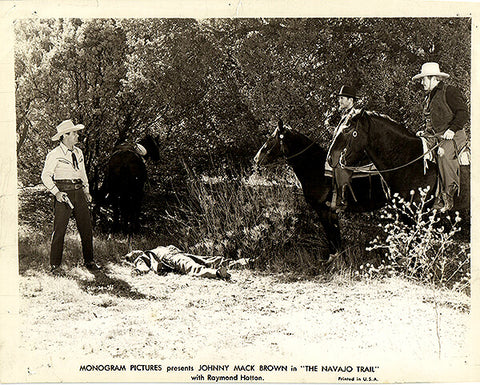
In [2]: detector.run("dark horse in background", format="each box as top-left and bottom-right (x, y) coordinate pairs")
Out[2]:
(97, 135), (160, 234)
(339, 110), (470, 212)
(254, 120), (387, 257)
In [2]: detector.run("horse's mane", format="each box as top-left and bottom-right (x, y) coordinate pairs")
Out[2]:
(365, 111), (400, 125)
(364, 111), (414, 137)
(284, 125), (326, 154)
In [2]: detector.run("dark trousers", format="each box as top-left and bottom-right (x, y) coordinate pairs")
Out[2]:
(437, 130), (467, 193)
(334, 167), (353, 205)
(50, 188), (94, 266)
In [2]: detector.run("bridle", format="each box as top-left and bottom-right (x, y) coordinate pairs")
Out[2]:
(339, 118), (443, 173)
(337, 116), (444, 200)
(278, 129), (317, 160)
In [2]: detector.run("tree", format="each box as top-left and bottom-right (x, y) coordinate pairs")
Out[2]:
(16, 17), (471, 189)
(16, 18), (130, 190)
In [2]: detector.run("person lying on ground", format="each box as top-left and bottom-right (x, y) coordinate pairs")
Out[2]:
(124, 245), (249, 280)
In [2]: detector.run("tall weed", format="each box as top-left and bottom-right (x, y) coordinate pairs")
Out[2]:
(162, 166), (330, 275)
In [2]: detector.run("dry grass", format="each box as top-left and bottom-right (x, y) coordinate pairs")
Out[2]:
(18, 245), (470, 370)
(16, 185), (472, 381)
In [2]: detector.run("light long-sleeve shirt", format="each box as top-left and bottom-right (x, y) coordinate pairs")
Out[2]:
(41, 142), (90, 196)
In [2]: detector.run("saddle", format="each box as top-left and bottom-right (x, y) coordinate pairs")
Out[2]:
(420, 136), (470, 168)
(324, 160), (378, 179)
(113, 142), (147, 157)
(325, 160), (381, 210)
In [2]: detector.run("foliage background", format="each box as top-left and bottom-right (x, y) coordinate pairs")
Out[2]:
(15, 18), (471, 194)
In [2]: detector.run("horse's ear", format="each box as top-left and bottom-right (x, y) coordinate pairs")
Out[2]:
(278, 119), (285, 133)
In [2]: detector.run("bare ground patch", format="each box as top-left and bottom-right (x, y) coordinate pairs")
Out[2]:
(19, 265), (470, 374)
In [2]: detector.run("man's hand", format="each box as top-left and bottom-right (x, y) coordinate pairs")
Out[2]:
(85, 192), (93, 203)
(55, 191), (68, 203)
(55, 192), (74, 208)
(442, 129), (455, 140)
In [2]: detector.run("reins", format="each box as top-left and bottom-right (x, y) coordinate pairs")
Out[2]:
(337, 116), (445, 201)
(340, 140), (442, 173)
(345, 141), (442, 201)
(339, 117), (444, 173)
(283, 140), (317, 160)
(277, 126), (318, 160)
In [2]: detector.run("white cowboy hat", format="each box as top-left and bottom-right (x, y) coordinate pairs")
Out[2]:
(412, 62), (450, 81)
(51, 119), (84, 141)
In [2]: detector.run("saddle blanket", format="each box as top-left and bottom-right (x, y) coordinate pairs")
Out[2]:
(324, 161), (378, 178)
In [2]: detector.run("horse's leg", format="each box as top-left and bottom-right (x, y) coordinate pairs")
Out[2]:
(112, 195), (120, 233)
(126, 195), (137, 235)
(132, 206), (141, 233)
(132, 191), (143, 233)
(124, 197), (134, 250)
(316, 204), (342, 256)
(120, 195), (130, 235)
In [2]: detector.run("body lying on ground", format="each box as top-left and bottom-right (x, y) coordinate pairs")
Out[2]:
(124, 245), (249, 280)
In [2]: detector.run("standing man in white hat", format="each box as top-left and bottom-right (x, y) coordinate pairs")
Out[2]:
(41, 119), (101, 273)
(412, 62), (468, 210)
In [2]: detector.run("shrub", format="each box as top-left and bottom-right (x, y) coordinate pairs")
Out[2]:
(361, 187), (470, 291)
(161, 165), (331, 275)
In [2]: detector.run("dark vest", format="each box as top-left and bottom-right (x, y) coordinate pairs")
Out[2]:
(424, 83), (453, 134)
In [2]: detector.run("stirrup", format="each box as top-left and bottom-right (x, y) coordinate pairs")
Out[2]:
(335, 200), (347, 212)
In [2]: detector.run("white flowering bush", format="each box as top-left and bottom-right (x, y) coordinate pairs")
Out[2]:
(361, 187), (470, 289)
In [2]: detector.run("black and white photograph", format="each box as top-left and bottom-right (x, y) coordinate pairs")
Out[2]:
(1, 0), (479, 383)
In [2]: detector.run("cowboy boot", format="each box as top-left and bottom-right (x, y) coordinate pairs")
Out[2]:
(441, 192), (453, 211)
(432, 194), (444, 210)
(442, 186), (457, 211)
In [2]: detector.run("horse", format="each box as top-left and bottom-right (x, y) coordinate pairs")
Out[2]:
(253, 120), (387, 257)
(98, 135), (160, 234)
(339, 109), (470, 211)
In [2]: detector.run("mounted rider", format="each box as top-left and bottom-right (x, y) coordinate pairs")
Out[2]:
(326, 85), (361, 210)
(412, 62), (468, 210)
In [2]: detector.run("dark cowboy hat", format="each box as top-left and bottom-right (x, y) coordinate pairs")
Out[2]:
(338, 85), (357, 99)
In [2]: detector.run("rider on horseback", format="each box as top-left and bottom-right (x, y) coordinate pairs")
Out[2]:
(327, 85), (360, 211)
(412, 62), (469, 210)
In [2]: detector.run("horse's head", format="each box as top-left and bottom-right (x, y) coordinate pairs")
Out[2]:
(253, 119), (287, 166)
(340, 109), (370, 167)
(138, 135), (160, 161)
(254, 119), (321, 167)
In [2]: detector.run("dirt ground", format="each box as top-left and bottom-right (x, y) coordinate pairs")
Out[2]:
(17, 262), (471, 380)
